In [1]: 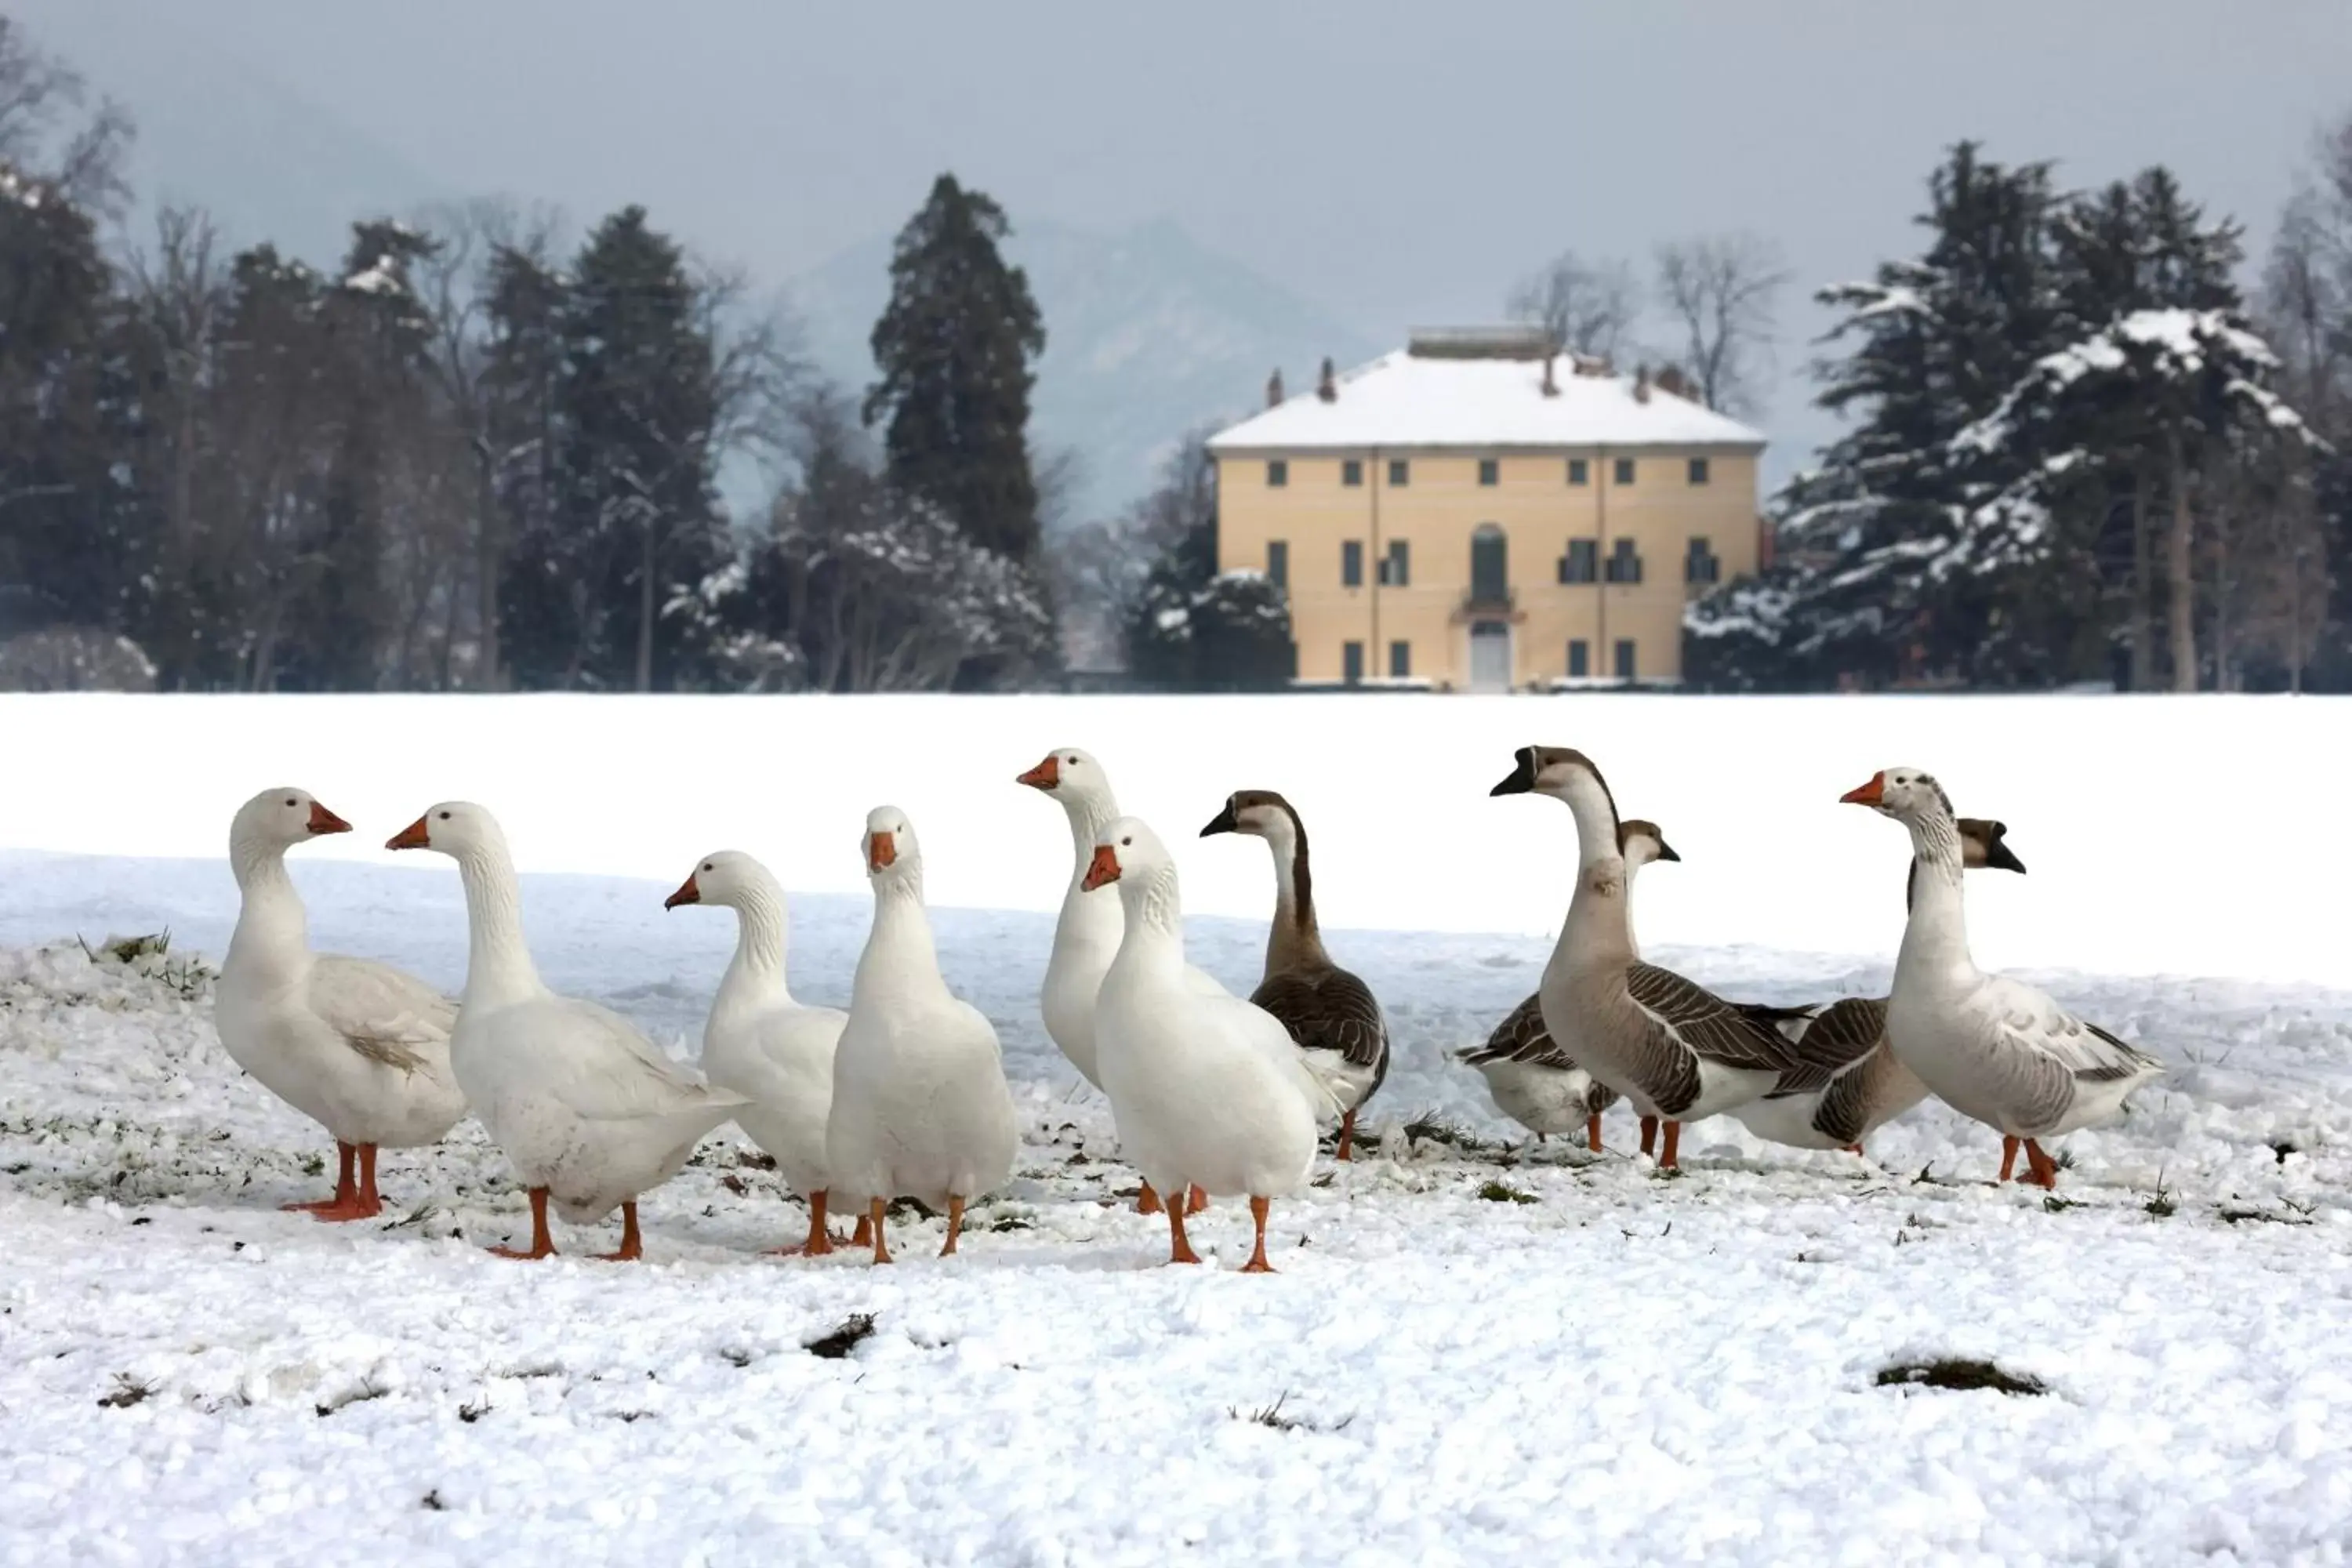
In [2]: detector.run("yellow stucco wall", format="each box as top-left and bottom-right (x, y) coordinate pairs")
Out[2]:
(1213, 447), (1762, 688)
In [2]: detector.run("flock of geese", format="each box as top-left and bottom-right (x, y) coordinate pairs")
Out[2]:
(191, 745), (2162, 1272)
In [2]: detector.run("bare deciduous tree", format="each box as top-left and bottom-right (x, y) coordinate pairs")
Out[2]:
(1504, 250), (1642, 361)
(1654, 231), (1790, 416)
(0, 16), (132, 215)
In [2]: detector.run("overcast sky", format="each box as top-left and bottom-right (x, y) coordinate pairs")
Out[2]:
(20, 0), (2350, 454)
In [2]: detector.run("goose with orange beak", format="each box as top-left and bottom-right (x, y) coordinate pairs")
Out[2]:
(825, 806), (1017, 1265)
(386, 801), (746, 1261)
(1090, 817), (1338, 1272)
(1018, 746), (1223, 1216)
(1491, 746), (1799, 1171)
(666, 850), (864, 1256)
(215, 787), (463, 1221)
(1730, 815), (2028, 1158)
(1842, 768), (2162, 1188)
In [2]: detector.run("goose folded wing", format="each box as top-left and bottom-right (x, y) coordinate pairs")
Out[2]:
(543, 998), (748, 1122)
(1983, 978), (2163, 1081)
(310, 955), (458, 1073)
(1218, 994), (1348, 1122)
(1626, 963), (1795, 1073)
(1461, 993), (1566, 1069)
(1250, 967), (1387, 1072)
(1759, 997), (1886, 1098)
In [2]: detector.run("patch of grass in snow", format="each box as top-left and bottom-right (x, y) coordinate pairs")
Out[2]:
(96, 1374), (155, 1409)
(457, 1399), (490, 1423)
(2042, 1194), (2078, 1213)
(316, 1378), (388, 1417)
(421, 1490), (447, 1512)
(805, 1313), (877, 1360)
(717, 1347), (755, 1369)
(2270, 1139), (2299, 1164)
(1402, 1112), (1508, 1158)
(1875, 1358), (2047, 1397)
(2145, 1171), (2178, 1219)
(986, 1209), (1034, 1232)
(1230, 1392), (1352, 1434)
(76, 930), (215, 1000)
(2218, 1201), (2314, 1227)
(1476, 1179), (1538, 1205)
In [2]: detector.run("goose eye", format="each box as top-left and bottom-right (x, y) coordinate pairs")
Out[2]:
(1120, 836), (1132, 847)
(702, 862), (713, 873)
(284, 797), (297, 808)
(437, 811), (452, 821)
(1067, 756), (1080, 766)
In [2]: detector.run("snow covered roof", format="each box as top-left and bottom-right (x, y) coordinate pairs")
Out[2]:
(1207, 339), (1766, 454)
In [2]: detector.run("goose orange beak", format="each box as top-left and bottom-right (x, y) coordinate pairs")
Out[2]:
(385, 815), (430, 851)
(867, 832), (896, 873)
(1017, 755), (1059, 790)
(664, 872), (700, 909)
(1080, 844), (1121, 892)
(307, 800), (352, 836)
(1840, 773), (1886, 806)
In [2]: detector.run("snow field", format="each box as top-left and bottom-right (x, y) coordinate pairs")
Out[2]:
(2, 692), (2350, 1563)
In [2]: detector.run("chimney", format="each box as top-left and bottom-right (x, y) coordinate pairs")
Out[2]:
(1316, 356), (1338, 402)
(1540, 354), (1559, 397)
(1655, 364), (1690, 400)
(1632, 364), (1652, 404)
(1266, 368), (1284, 408)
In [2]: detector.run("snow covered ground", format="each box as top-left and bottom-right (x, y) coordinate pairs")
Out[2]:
(3, 694), (2351, 1564)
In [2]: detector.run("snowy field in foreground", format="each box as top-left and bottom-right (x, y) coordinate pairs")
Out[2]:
(3, 693), (2351, 1564)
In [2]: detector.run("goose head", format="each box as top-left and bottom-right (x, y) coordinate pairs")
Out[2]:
(1080, 816), (1173, 895)
(233, 787), (352, 853)
(1017, 747), (1114, 813)
(1958, 818), (2027, 875)
(1489, 746), (1621, 843)
(1617, 818), (1680, 872)
(665, 848), (768, 911)
(385, 800), (504, 859)
(864, 806), (919, 884)
(1198, 789), (1300, 847)
(1839, 768), (1953, 823)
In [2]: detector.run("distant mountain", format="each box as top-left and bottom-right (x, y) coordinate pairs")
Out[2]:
(12, 0), (445, 264)
(790, 218), (1380, 526)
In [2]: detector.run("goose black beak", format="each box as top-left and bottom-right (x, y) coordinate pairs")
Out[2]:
(1199, 803), (1238, 837)
(1655, 840), (1682, 862)
(1984, 838), (2027, 875)
(1490, 749), (1538, 796)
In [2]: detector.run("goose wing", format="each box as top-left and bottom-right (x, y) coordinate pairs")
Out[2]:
(1980, 977), (2162, 1082)
(1756, 997), (1886, 1098)
(1626, 963), (1797, 1075)
(1461, 993), (1577, 1070)
(309, 955), (456, 1073)
(539, 996), (750, 1122)
(1250, 964), (1387, 1073)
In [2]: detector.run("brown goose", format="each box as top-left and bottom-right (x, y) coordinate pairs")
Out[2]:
(1731, 819), (2028, 1156)
(1201, 789), (1390, 1160)
(1460, 819), (1678, 1152)
(1491, 746), (1799, 1171)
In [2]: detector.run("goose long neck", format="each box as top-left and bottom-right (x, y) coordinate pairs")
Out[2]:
(1062, 791), (1123, 883)
(856, 873), (946, 1005)
(1116, 867), (1189, 979)
(227, 836), (307, 977)
(1258, 812), (1326, 973)
(720, 872), (793, 1007)
(1555, 774), (1634, 964)
(1621, 859), (1644, 959)
(1896, 804), (1973, 979)
(453, 839), (541, 1004)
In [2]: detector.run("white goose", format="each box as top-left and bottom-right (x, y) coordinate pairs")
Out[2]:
(389, 803), (746, 1260)
(216, 786), (464, 1221)
(1730, 817), (2027, 1157)
(1493, 746), (1800, 1171)
(826, 807), (1018, 1264)
(1459, 818), (1674, 1153)
(1090, 818), (1339, 1273)
(1018, 746), (1222, 1214)
(666, 850), (862, 1256)
(1845, 768), (2163, 1187)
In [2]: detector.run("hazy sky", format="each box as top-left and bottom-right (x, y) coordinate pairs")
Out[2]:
(20, 0), (2351, 457)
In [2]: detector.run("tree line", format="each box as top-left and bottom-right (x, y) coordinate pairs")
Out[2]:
(0, 17), (1057, 692)
(1685, 136), (2349, 693)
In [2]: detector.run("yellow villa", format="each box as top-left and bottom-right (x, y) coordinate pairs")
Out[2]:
(1205, 327), (1767, 691)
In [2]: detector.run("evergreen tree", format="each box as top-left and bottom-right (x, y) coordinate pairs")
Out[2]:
(484, 238), (571, 690)
(863, 173), (1047, 561)
(1121, 437), (1293, 691)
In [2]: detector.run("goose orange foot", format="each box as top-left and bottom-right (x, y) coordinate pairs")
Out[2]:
(1240, 1196), (1277, 1274)
(285, 1142), (385, 1221)
(592, 1202), (644, 1262)
(489, 1186), (558, 1260)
